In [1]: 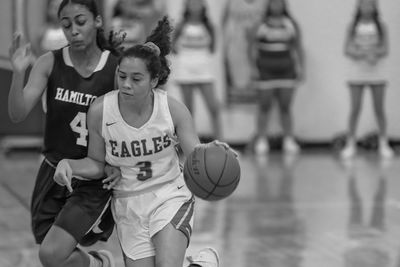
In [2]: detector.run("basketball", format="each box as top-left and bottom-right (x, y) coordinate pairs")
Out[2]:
(183, 144), (241, 201)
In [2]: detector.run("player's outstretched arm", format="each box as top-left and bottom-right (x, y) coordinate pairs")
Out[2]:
(8, 33), (53, 122)
(168, 96), (200, 157)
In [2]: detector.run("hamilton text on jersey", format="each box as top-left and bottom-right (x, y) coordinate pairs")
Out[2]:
(109, 134), (172, 158)
(55, 87), (97, 106)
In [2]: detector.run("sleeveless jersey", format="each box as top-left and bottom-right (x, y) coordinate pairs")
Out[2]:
(176, 23), (212, 53)
(43, 47), (118, 164)
(256, 18), (296, 52)
(102, 90), (181, 193)
(353, 21), (380, 51)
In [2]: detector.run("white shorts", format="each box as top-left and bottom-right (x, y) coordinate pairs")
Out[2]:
(112, 177), (194, 260)
(346, 57), (387, 84)
(174, 50), (214, 84)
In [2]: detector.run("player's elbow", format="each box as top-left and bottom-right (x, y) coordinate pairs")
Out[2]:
(91, 169), (105, 179)
(89, 160), (107, 179)
(8, 110), (27, 123)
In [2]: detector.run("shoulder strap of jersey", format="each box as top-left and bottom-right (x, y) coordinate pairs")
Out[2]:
(102, 91), (119, 138)
(155, 89), (175, 134)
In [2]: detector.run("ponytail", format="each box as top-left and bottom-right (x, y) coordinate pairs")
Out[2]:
(119, 16), (173, 87)
(96, 28), (126, 56)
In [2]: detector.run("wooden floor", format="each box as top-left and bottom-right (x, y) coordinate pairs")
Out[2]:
(2, 149), (400, 267)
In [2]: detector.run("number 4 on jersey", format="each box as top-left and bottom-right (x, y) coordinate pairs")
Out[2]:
(70, 112), (88, 146)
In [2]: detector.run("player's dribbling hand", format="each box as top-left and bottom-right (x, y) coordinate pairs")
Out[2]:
(9, 32), (33, 73)
(103, 165), (122, 190)
(53, 159), (73, 193)
(197, 140), (240, 158)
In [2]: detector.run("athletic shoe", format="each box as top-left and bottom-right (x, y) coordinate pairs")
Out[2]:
(187, 247), (220, 267)
(254, 137), (269, 155)
(379, 141), (394, 159)
(283, 137), (300, 154)
(341, 142), (356, 159)
(89, 250), (115, 267)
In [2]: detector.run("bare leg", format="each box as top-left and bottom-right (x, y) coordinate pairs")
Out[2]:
(39, 225), (89, 267)
(347, 84), (364, 140)
(276, 88), (299, 153)
(179, 84), (196, 114)
(254, 89), (274, 154)
(370, 83), (387, 138)
(198, 83), (222, 139)
(257, 89), (274, 137)
(276, 87), (296, 137)
(341, 84), (364, 158)
(124, 255), (155, 267)
(370, 83), (393, 157)
(152, 223), (188, 267)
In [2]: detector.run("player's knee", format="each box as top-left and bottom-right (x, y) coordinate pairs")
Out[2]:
(39, 243), (67, 267)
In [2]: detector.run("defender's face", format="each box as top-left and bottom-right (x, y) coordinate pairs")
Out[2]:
(58, 3), (101, 50)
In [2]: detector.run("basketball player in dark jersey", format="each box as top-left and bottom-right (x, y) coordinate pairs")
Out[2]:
(8, 0), (124, 266)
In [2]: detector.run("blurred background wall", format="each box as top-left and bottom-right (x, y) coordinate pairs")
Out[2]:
(1, 0), (400, 144)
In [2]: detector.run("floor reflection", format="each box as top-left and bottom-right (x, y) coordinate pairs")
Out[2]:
(3, 152), (400, 267)
(203, 153), (400, 267)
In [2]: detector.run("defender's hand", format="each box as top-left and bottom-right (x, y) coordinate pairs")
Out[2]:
(103, 165), (122, 190)
(54, 159), (73, 193)
(9, 33), (32, 73)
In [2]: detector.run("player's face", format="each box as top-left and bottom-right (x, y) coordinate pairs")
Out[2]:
(58, 3), (102, 51)
(117, 57), (158, 98)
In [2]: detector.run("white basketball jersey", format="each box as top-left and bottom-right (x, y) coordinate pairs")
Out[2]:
(102, 90), (181, 193)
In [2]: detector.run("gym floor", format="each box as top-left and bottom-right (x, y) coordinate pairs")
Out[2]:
(1, 149), (400, 267)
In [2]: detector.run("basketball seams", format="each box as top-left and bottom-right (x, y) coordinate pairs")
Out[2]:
(217, 172), (241, 187)
(215, 153), (241, 186)
(184, 152), (211, 198)
(184, 145), (240, 201)
(204, 146), (228, 199)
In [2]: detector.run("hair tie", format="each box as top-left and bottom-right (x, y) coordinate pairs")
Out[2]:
(143, 42), (161, 56)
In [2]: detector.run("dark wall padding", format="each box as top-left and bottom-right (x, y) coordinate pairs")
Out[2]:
(0, 68), (44, 136)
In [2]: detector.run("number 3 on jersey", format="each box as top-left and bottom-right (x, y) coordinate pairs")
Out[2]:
(137, 161), (153, 181)
(70, 112), (88, 146)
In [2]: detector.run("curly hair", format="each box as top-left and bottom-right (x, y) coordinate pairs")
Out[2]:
(119, 16), (173, 87)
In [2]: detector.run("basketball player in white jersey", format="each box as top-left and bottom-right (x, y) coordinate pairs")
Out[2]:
(53, 17), (226, 267)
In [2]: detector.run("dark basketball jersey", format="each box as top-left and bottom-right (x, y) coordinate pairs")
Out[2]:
(43, 47), (118, 164)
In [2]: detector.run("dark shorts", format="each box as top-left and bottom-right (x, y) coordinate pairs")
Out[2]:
(256, 50), (297, 80)
(31, 159), (114, 246)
